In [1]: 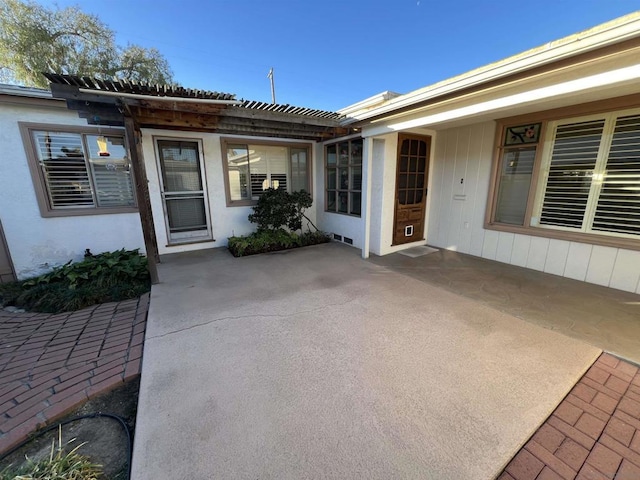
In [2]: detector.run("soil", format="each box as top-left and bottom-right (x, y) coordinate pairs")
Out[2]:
(1, 378), (139, 479)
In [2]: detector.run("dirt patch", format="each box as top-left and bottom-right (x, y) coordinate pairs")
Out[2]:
(1, 378), (139, 479)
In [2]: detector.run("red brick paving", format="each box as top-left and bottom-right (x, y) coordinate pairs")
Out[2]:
(0, 293), (149, 454)
(500, 353), (640, 480)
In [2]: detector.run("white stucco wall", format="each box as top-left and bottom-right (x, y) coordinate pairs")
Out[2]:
(426, 121), (640, 294)
(140, 129), (319, 255)
(0, 99), (145, 279)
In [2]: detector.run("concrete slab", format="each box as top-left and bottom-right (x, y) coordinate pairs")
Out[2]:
(132, 243), (600, 480)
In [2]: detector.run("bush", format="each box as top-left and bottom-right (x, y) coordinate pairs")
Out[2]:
(227, 229), (330, 257)
(0, 249), (150, 314)
(247, 189), (314, 232)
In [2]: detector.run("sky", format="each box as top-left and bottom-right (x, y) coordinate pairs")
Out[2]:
(38, 0), (640, 112)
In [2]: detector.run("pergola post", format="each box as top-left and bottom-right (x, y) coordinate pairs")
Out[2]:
(124, 115), (160, 284)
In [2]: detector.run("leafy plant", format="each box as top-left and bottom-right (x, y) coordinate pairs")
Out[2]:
(247, 188), (315, 233)
(0, 426), (103, 479)
(0, 249), (150, 313)
(228, 229), (329, 257)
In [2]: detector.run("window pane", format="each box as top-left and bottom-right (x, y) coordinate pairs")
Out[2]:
(540, 120), (604, 229)
(327, 190), (336, 211)
(250, 145), (288, 198)
(227, 145), (249, 200)
(338, 142), (349, 165)
(327, 168), (337, 190)
(350, 192), (361, 215)
(33, 131), (94, 208)
(350, 166), (362, 190)
(91, 161), (135, 207)
(593, 114), (640, 235)
(339, 168), (349, 189)
(326, 144), (337, 165)
(86, 135), (127, 159)
(338, 191), (348, 213)
(351, 139), (363, 164)
(495, 147), (536, 225)
(290, 148), (309, 192)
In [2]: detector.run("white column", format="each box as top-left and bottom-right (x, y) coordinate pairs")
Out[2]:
(361, 137), (374, 259)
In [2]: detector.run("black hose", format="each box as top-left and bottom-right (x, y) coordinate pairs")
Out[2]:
(0, 412), (132, 479)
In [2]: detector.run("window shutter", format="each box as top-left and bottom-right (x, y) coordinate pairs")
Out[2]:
(91, 161), (135, 207)
(592, 114), (640, 235)
(33, 132), (94, 208)
(540, 120), (605, 229)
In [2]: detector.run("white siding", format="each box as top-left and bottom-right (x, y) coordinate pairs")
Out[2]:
(426, 121), (640, 294)
(0, 99), (145, 279)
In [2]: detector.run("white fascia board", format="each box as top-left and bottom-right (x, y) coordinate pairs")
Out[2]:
(362, 63), (640, 137)
(347, 14), (640, 123)
(338, 91), (402, 115)
(0, 84), (52, 99)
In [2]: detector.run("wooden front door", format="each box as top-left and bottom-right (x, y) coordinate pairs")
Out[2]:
(0, 220), (16, 283)
(392, 134), (431, 245)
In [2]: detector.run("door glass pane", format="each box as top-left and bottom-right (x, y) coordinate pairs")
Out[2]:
(158, 141), (202, 192)
(339, 168), (349, 189)
(166, 198), (207, 232)
(400, 156), (408, 172)
(338, 142), (350, 165)
(409, 157), (417, 172)
(351, 139), (363, 164)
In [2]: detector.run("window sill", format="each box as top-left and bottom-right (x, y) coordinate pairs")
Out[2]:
(324, 211), (362, 218)
(40, 206), (139, 218)
(484, 222), (640, 252)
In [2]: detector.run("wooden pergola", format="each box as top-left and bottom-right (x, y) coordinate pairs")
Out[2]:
(45, 74), (356, 283)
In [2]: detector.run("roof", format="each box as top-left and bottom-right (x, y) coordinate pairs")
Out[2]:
(44, 73), (343, 120)
(344, 11), (640, 123)
(0, 83), (52, 99)
(43, 73), (236, 101)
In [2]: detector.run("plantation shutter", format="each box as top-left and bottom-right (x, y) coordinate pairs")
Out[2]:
(33, 131), (95, 208)
(266, 146), (288, 192)
(592, 114), (640, 235)
(540, 119), (605, 228)
(249, 147), (268, 198)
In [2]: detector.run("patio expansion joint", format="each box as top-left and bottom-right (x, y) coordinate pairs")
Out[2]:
(146, 298), (359, 341)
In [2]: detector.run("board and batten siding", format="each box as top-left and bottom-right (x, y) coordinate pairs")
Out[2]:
(426, 121), (640, 294)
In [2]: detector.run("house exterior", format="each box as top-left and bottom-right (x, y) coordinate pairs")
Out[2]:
(0, 85), (145, 281)
(1, 12), (639, 294)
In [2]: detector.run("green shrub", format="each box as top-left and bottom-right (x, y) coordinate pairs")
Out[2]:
(228, 229), (329, 257)
(0, 249), (150, 314)
(247, 188), (315, 232)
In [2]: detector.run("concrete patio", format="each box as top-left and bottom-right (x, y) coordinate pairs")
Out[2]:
(132, 243), (639, 479)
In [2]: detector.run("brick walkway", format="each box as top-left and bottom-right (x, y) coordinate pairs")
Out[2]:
(0, 293), (149, 454)
(501, 353), (640, 480)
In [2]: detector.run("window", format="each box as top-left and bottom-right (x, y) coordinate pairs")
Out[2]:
(488, 107), (640, 247)
(223, 140), (310, 205)
(21, 123), (136, 217)
(325, 138), (362, 216)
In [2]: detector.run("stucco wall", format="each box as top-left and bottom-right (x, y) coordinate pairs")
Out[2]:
(140, 129), (319, 255)
(0, 99), (145, 279)
(427, 121), (640, 294)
